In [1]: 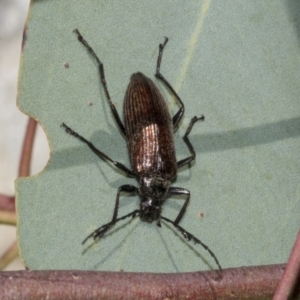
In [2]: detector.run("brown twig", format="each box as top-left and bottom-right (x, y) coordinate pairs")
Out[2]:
(0, 210), (17, 226)
(0, 264), (295, 300)
(18, 117), (37, 178)
(0, 118), (37, 270)
(0, 242), (19, 270)
(0, 195), (15, 212)
(274, 229), (300, 300)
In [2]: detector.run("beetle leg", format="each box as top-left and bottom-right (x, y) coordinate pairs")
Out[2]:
(73, 29), (126, 137)
(160, 215), (222, 272)
(163, 186), (222, 271)
(61, 123), (136, 177)
(163, 187), (222, 271)
(177, 115), (204, 169)
(110, 185), (138, 222)
(156, 219), (161, 227)
(167, 187), (190, 225)
(155, 37), (185, 131)
(82, 185), (139, 244)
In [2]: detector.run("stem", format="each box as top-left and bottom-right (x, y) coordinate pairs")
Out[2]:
(18, 118), (37, 177)
(0, 242), (18, 270)
(0, 210), (17, 225)
(0, 264), (295, 300)
(0, 195), (15, 212)
(273, 229), (300, 300)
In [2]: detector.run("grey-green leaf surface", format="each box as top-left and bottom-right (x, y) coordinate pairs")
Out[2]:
(16, 0), (300, 272)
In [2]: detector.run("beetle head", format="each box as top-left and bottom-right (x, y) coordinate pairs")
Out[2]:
(138, 177), (170, 222)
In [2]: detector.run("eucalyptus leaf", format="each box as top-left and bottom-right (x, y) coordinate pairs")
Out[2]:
(16, 0), (300, 272)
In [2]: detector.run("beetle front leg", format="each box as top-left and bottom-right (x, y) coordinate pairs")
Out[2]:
(82, 184), (139, 244)
(162, 187), (222, 271)
(167, 187), (190, 225)
(160, 214), (222, 272)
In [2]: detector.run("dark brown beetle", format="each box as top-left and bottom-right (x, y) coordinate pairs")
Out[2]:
(61, 29), (221, 271)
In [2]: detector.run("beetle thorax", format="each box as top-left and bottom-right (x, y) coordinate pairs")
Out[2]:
(138, 176), (170, 222)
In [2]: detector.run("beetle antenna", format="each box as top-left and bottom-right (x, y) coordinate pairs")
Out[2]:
(82, 210), (139, 244)
(160, 216), (222, 272)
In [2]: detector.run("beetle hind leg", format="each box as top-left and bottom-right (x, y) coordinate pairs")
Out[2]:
(154, 37), (185, 131)
(73, 29), (126, 137)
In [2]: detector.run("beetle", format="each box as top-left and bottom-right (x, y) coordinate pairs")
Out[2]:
(61, 29), (221, 271)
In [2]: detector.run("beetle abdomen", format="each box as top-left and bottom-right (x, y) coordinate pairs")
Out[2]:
(124, 73), (177, 179)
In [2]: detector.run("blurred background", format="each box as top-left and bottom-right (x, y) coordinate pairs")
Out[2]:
(0, 0), (49, 270)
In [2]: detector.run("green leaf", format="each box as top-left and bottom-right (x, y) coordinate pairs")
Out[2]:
(16, 0), (300, 272)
